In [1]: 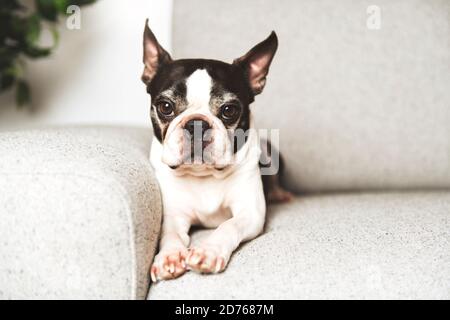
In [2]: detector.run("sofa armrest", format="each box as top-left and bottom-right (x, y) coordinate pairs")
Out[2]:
(0, 127), (162, 299)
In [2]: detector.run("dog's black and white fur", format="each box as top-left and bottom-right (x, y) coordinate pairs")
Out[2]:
(142, 20), (292, 281)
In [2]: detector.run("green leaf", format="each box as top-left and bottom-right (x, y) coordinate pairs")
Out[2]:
(70, 0), (97, 6)
(35, 0), (58, 22)
(54, 0), (70, 14)
(23, 45), (52, 58)
(25, 14), (41, 45)
(16, 80), (31, 106)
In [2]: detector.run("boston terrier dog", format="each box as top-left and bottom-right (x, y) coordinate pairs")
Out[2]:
(142, 20), (292, 282)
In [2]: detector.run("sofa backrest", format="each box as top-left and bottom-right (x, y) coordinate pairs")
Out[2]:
(171, 0), (450, 193)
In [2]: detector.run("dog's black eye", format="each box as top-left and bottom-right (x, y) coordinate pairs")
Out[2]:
(220, 104), (240, 121)
(156, 100), (174, 117)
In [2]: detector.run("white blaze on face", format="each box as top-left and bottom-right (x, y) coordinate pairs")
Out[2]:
(185, 69), (212, 111)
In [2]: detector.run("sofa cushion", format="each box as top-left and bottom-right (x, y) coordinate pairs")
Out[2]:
(148, 192), (450, 299)
(0, 126), (161, 299)
(172, 0), (450, 193)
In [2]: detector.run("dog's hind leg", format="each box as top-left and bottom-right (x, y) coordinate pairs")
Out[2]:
(262, 174), (294, 203)
(260, 138), (294, 204)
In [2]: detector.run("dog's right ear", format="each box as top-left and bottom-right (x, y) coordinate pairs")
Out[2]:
(142, 19), (172, 85)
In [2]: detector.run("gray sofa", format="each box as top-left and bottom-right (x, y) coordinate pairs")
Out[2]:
(0, 127), (161, 299)
(1, 0), (449, 299)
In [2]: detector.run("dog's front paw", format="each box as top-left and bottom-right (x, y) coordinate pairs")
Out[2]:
(150, 248), (188, 282)
(186, 246), (227, 274)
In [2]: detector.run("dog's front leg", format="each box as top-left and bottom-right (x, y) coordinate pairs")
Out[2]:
(151, 213), (192, 282)
(187, 176), (266, 274)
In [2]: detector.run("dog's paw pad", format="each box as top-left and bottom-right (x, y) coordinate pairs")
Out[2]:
(151, 248), (188, 282)
(186, 247), (226, 274)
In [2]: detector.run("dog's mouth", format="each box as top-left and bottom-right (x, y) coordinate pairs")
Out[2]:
(169, 164), (228, 171)
(164, 141), (228, 171)
(168, 162), (228, 171)
(169, 140), (230, 171)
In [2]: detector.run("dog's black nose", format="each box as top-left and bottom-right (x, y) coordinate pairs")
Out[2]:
(185, 119), (211, 137)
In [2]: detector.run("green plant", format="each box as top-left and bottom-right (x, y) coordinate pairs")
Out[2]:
(0, 0), (97, 107)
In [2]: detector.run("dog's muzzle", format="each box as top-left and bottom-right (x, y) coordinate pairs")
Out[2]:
(162, 113), (233, 170)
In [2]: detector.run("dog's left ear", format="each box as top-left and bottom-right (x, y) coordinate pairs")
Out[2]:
(142, 19), (172, 85)
(233, 31), (278, 95)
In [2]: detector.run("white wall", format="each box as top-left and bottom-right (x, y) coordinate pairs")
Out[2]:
(0, 0), (173, 131)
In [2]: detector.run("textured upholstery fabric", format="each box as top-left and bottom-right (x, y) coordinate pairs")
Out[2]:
(172, 0), (450, 193)
(0, 127), (161, 299)
(148, 192), (450, 299)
